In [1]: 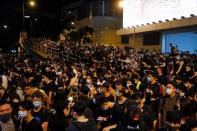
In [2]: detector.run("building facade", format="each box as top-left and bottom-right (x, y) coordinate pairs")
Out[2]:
(61, 0), (122, 45)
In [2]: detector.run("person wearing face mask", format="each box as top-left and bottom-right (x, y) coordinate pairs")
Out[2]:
(31, 91), (49, 131)
(184, 78), (195, 101)
(18, 100), (42, 131)
(173, 55), (185, 76)
(133, 75), (145, 93)
(95, 96), (124, 131)
(145, 73), (162, 117)
(184, 65), (196, 81)
(116, 105), (149, 131)
(0, 100), (17, 131)
(158, 83), (180, 129)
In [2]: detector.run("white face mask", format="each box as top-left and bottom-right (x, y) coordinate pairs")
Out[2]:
(33, 101), (42, 108)
(126, 83), (132, 87)
(147, 77), (152, 82)
(93, 98), (96, 104)
(166, 88), (172, 95)
(18, 111), (27, 118)
(186, 68), (191, 72)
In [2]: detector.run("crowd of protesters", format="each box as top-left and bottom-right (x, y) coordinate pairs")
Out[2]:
(0, 40), (197, 131)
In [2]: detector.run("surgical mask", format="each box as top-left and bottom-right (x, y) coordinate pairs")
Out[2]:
(0, 113), (11, 123)
(147, 77), (152, 82)
(18, 111), (27, 118)
(126, 83), (132, 87)
(166, 88), (172, 95)
(93, 98), (96, 104)
(33, 101), (42, 108)
(186, 68), (191, 72)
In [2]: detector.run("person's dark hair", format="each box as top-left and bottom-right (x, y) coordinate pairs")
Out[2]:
(78, 95), (90, 105)
(102, 81), (110, 89)
(119, 89), (128, 97)
(20, 100), (34, 111)
(96, 95), (108, 107)
(72, 100), (86, 116)
(101, 81), (110, 91)
(80, 86), (90, 95)
(179, 97), (193, 117)
(125, 99), (137, 111)
(174, 75), (182, 81)
(132, 74), (139, 80)
(55, 100), (69, 117)
(127, 105), (141, 119)
(0, 99), (11, 107)
(31, 90), (43, 99)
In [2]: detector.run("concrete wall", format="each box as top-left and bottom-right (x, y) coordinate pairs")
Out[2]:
(117, 16), (197, 35)
(76, 16), (122, 45)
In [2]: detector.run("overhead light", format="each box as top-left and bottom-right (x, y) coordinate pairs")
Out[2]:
(3, 25), (8, 29)
(71, 22), (75, 25)
(119, 0), (124, 8)
(24, 16), (30, 18)
(29, 1), (36, 7)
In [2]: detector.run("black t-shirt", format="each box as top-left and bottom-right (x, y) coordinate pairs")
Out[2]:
(49, 115), (73, 131)
(179, 119), (197, 131)
(186, 86), (195, 99)
(95, 103), (124, 129)
(105, 95), (115, 102)
(32, 107), (49, 124)
(22, 118), (42, 131)
(141, 105), (156, 130)
(116, 118), (149, 131)
(67, 119), (97, 131)
(157, 75), (168, 86)
(150, 82), (161, 99)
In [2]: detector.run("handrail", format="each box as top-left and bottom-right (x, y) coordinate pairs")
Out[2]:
(23, 41), (62, 59)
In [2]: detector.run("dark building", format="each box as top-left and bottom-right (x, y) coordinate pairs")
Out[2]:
(61, 0), (123, 44)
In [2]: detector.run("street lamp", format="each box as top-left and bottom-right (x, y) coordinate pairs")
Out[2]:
(3, 25), (8, 29)
(119, 0), (124, 8)
(29, 1), (36, 7)
(22, 0), (36, 30)
(71, 21), (75, 25)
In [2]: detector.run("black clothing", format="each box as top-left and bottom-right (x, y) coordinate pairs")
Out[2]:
(21, 118), (42, 131)
(49, 115), (72, 131)
(32, 107), (49, 124)
(67, 119), (97, 131)
(116, 118), (149, 131)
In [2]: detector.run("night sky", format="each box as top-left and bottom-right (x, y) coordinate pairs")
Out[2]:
(0, 0), (62, 50)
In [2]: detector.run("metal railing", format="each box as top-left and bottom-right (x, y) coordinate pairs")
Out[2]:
(24, 42), (60, 59)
